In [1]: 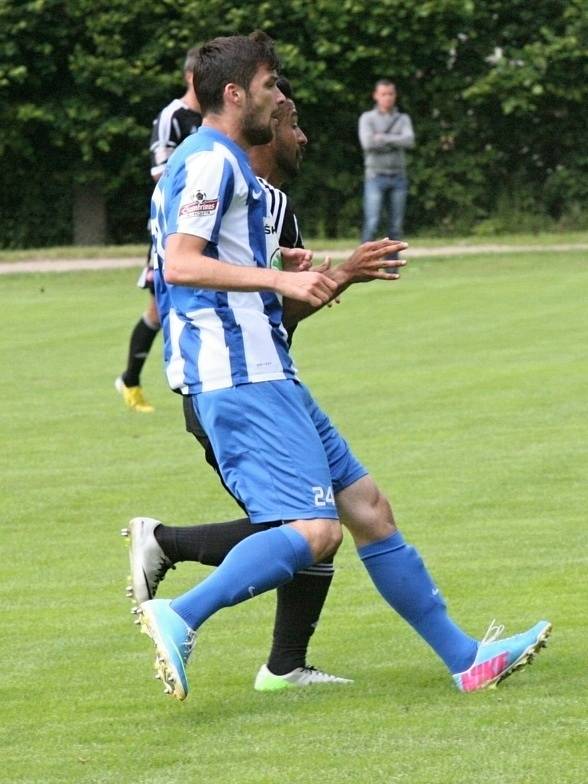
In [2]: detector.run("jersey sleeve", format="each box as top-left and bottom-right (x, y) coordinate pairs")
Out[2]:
(150, 105), (181, 179)
(171, 150), (234, 243)
(280, 197), (304, 249)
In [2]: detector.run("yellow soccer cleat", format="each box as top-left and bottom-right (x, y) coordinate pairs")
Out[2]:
(115, 376), (155, 413)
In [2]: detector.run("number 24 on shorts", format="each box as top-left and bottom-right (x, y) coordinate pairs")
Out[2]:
(312, 485), (335, 507)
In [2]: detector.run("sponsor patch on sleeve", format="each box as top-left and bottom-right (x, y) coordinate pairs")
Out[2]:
(179, 190), (218, 217)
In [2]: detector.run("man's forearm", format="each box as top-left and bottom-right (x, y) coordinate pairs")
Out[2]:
(165, 249), (281, 291)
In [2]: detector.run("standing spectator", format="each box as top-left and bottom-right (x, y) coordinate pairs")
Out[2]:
(115, 47), (202, 413)
(359, 80), (415, 251)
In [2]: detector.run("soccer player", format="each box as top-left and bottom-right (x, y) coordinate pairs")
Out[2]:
(115, 47), (202, 413)
(136, 32), (551, 701)
(125, 81), (356, 690)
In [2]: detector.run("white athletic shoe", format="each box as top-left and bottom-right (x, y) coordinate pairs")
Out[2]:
(254, 664), (353, 692)
(121, 517), (174, 606)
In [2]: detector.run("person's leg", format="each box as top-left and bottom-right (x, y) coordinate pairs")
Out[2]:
(138, 380), (344, 699)
(388, 174), (408, 241)
(168, 519), (338, 628)
(362, 175), (384, 242)
(116, 293), (160, 412)
(140, 517), (339, 700)
(300, 385), (476, 672)
(169, 382), (343, 628)
(121, 295), (160, 387)
(337, 476), (477, 674)
(337, 475), (551, 690)
(264, 558), (334, 676)
(126, 392), (344, 683)
(180, 391), (341, 677)
(128, 515), (344, 684)
(291, 376), (550, 693)
(382, 174), (407, 262)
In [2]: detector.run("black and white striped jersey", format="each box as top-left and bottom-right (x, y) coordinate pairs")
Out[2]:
(257, 177), (304, 250)
(149, 98), (202, 179)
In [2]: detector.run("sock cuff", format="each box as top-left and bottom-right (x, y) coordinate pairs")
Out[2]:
(358, 530), (406, 561)
(297, 562), (335, 577)
(278, 526), (315, 572)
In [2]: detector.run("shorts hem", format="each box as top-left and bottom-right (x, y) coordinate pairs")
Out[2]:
(249, 510), (340, 524)
(333, 466), (369, 494)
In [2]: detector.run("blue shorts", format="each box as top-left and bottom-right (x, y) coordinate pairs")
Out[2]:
(192, 379), (367, 523)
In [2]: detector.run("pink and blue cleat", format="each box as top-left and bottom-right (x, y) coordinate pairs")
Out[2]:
(453, 619), (552, 692)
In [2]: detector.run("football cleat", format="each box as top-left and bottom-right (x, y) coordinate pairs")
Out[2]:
(453, 619), (552, 692)
(254, 664), (353, 692)
(115, 376), (154, 413)
(139, 599), (196, 701)
(122, 517), (174, 606)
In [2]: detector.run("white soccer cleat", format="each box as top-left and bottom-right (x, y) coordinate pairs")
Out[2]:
(254, 664), (353, 692)
(121, 517), (174, 606)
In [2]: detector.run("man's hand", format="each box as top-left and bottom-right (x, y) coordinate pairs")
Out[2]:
(276, 269), (339, 308)
(281, 246), (313, 272)
(337, 238), (407, 284)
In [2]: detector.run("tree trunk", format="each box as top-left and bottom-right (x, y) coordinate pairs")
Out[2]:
(73, 182), (107, 245)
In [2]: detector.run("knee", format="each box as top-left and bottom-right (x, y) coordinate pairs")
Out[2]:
(294, 519), (342, 561)
(313, 519), (343, 559)
(338, 477), (397, 545)
(145, 300), (161, 329)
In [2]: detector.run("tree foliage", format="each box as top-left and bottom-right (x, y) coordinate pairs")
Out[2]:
(1, 0), (587, 246)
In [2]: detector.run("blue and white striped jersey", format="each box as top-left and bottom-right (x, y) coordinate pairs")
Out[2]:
(151, 126), (297, 394)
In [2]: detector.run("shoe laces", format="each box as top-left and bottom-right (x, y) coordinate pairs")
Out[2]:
(302, 666), (338, 682)
(183, 629), (197, 657)
(152, 556), (175, 591)
(480, 619), (505, 646)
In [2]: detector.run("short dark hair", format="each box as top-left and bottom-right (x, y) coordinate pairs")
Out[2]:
(194, 31), (281, 115)
(276, 76), (294, 101)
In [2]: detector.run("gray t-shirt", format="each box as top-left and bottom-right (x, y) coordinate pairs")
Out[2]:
(358, 107), (415, 177)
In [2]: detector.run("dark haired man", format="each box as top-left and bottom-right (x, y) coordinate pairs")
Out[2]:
(125, 81), (353, 691)
(135, 33), (550, 702)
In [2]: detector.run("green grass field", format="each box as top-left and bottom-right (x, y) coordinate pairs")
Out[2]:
(0, 230), (587, 261)
(2, 248), (587, 783)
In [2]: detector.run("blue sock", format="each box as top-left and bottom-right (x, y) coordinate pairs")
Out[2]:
(171, 526), (314, 630)
(358, 531), (478, 673)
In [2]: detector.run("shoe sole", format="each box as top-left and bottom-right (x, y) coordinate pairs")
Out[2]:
(486, 622), (552, 690)
(139, 605), (188, 701)
(255, 677), (353, 692)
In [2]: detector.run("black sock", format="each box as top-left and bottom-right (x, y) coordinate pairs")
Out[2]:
(154, 518), (275, 567)
(267, 559), (335, 675)
(122, 316), (160, 387)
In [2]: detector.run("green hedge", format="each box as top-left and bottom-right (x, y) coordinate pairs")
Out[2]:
(1, 0), (587, 247)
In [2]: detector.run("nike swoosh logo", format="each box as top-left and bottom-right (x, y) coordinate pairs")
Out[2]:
(251, 190), (262, 200)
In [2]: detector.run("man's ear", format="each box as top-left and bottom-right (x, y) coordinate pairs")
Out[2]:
(224, 82), (244, 107)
